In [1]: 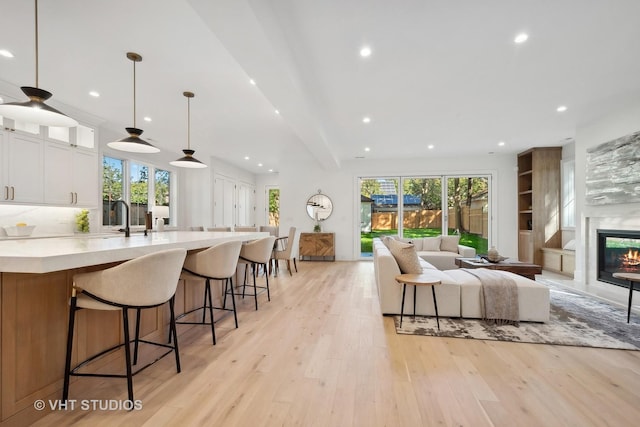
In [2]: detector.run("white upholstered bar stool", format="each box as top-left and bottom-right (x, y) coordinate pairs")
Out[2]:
(259, 225), (279, 237)
(177, 240), (243, 344)
(63, 248), (187, 403)
(234, 226), (258, 232)
(236, 236), (276, 310)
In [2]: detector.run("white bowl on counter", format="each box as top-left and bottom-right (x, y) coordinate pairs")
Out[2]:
(3, 225), (36, 237)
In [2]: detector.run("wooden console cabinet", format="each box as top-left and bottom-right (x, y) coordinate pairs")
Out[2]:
(299, 232), (335, 261)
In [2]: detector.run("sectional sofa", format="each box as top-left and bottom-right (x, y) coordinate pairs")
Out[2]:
(373, 238), (550, 322)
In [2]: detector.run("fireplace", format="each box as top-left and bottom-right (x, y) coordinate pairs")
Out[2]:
(597, 229), (640, 288)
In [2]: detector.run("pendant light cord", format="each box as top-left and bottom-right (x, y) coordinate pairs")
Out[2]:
(34, 0), (39, 88)
(187, 96), (191, 149)
(132, 58), (136, 128)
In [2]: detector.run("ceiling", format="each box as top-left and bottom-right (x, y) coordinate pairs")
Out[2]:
(1, 0), (640, 174)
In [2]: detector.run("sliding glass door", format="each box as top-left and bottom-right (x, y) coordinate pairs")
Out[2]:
(359, 175), (490, 256)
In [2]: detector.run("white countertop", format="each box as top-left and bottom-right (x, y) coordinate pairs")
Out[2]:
(0, 231), (268, 274)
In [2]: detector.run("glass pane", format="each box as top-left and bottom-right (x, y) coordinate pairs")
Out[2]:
(401, 177), (442, 239)
(446, 176), (489, 254)
(48, 126), (69, 142)
(130, 163), (149, 226)
(13, 120), (40, 134)
(102, 156), (124, 226)
(268, 188), (280, 226)
(360, 177), (399, 256)
(76, 125), (95, 149)
(155, 168), (171, 225)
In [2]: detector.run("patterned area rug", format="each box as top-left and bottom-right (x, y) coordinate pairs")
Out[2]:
(394, 278), (640, 350)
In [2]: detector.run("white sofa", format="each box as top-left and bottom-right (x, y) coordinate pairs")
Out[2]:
(397, 235), (476, 270)
(373, 238), (550, 322)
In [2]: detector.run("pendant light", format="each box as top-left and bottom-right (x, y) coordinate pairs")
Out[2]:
(0, 0), (78, 127)
(170, 92), (207, 168)
(107, 52), (159, 153)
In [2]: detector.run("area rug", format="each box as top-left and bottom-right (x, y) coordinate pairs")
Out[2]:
(394, 279), (640, 350)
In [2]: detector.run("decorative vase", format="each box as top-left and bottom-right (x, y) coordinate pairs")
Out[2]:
(487, 246), (500, 262)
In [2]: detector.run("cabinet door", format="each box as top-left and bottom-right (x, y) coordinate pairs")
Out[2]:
(518, 231), (533, 263)
(6, 133), (44, 203)
(299, 233), (316, 256)
(73, 149), (98, 206)
(44, 142), (74, 204)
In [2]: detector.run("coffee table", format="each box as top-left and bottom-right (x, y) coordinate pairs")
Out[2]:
(455, 257), (542, 280)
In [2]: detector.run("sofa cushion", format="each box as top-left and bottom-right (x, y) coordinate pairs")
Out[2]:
(387, 239), (423, 274)
(422, 236), (441, 251)
(440, 235), (460, 252)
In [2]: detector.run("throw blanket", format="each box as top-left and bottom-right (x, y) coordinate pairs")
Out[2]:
(462, 269), (519, 326)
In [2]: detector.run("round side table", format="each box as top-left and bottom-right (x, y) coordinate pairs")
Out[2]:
(395, 273), (442, 329)
(612, 272), (640, 323)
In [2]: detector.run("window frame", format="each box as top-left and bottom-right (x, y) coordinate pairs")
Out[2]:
(101, 154), (176, 231)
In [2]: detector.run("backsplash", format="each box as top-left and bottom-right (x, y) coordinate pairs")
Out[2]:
(0, 205), (97, 237)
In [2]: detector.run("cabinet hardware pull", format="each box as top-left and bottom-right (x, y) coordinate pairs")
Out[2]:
(71, 192), (75, 204)
(75, 192), (78, 204)
(3, 186), (7, 200)
(10, 186), (15, 200)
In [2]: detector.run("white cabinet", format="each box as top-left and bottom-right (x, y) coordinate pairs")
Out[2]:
(44, 141), (98, 206)
(1, 128), (44, 203)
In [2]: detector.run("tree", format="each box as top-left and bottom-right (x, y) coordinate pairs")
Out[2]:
(360, 179), (382, 198)
(155, 169), (170, 205)
(403, 178), (442, 209)
(447, 177), (488, 234)
(269, 189), (280, 225)
(102, 160), (122, 202)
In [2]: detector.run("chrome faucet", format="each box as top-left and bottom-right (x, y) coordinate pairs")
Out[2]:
(111, 200), (130, 237)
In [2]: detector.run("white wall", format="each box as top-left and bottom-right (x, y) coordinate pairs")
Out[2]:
(269, 141), (518, 261)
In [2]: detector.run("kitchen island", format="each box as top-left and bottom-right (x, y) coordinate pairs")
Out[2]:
(0, 231), (266, 426)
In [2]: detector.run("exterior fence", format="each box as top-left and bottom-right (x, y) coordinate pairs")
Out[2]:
(371, 207), (488, 237)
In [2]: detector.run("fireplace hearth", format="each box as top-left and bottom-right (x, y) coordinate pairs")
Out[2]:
(597, 229), (640, 288)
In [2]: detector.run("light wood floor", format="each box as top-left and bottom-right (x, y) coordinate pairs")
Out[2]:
(35, 261), (640, 427)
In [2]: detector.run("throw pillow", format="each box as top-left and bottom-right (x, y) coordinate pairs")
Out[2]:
(381, 236), (394, 248)
(440, 235), (460, 252)
(388, 239), (423, 274)
(422, 236), (441, 251)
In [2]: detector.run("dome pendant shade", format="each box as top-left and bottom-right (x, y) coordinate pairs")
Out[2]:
(0, 0), (78, 128)
(107, 52), (159, 153)
(0, 87), (79, 127)
(170, 91), (207, 168)
(108, 127), (160, 153)
(170, 149), (207, 168)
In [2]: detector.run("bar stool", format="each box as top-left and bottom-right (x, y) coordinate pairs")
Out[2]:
(235, 236), (276, 310)
(63, 248), (187, 403)
(177, 240), (243, 345)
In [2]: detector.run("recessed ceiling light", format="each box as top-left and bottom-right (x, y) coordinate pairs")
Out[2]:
(364, 147), (370, 152)
(268, 169), (273, 172)
(514, 33), (529, 44)
(89, 91), (100, 97)
(275, 109), (280, 115)
(556, 105), (567, 112)
(0, 97), (3, 103)
(244, 156), (250, 160)
(498, 141), (505, 146)
(258, 163), (263, 167)
(144, 116), (152, 122)
(0, 49), (14, 58)
(249, 78), (256, 85)
(428, 144), (434, 149)
(360, 46), (372, 57)
(362, 116), (371, 123)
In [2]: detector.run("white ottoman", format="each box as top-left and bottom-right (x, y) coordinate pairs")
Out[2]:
(444, 269), (550, 322)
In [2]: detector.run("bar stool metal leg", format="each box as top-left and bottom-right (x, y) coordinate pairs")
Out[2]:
(122, 308), (134, 403)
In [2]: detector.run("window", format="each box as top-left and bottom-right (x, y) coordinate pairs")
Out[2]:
(130, 163), (149, 226)
(155, 168), (171, 225)
(561, 159), (576, 228)
(102, 156), (124, 226)
(102, 156), (174, 228)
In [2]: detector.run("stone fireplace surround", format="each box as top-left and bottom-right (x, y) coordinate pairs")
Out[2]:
(579, 203), (640, 312)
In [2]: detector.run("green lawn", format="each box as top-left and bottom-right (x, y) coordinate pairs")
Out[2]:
(361, 228), (488, 254)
